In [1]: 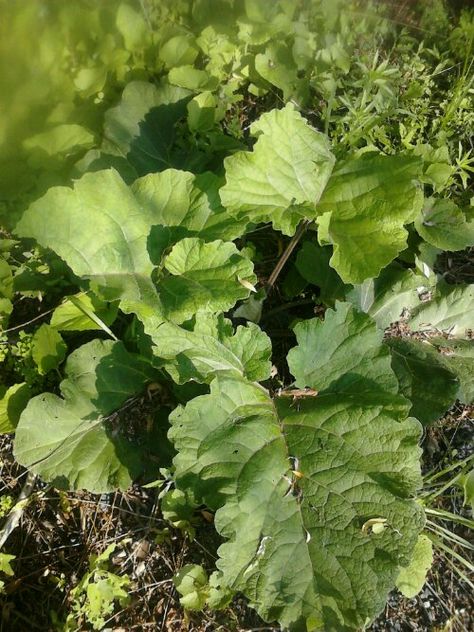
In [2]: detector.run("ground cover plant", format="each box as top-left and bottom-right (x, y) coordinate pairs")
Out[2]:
(0, 0), (473, 630)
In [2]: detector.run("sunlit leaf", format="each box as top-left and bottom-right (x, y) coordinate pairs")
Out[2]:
(220, 103), (335, 235)
(0, 383), (30, 434)
(171, 375), (422, 629)
(317, 154), (423, 283)
(408, 282), (474, 338)
(31, 324), (67, 375)
(414, 198), (474, 251)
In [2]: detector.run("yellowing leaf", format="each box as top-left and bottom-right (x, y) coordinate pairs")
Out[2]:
(396, 535), (433, 598)
(0, 554), (15, 577)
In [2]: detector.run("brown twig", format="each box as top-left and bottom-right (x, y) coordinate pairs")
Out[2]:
(265, 220), (312, 292)
(274, 388), (319, 399)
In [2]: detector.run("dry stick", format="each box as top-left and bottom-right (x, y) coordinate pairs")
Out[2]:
(2, 290), (96, 337)
(0, 471), (37, 549)
(265, 219), (312, 292)
(1, 307), (56, 335)
(276, 388), (319, 399)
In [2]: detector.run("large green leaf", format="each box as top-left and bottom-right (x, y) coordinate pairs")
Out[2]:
(414, 198), (474, 251)
(0, 256), (14, 300)
(287, 302), (407, 414)
(168, 65), (218, 91)
(170, 367), (423, 629)
(159, 34), (199, 69)
(159, 237), (256, 323)
(187, 91), (218, 132)
(15, 169), (160, 305)
(408, 282), (474, 338)
(14, 340), (158, 492)
(23, 124), (95, 169)
(346, 265), (431, 330)
(125, 306), (272, 385)
(317, 154), (423, 283)
(101, 80), (191, 177)
(116, 1), (149, 52)
(158, 318), (272, 384)
(16, 168), (249, 314)
(133, 169), (248, 243)
(387, 338), (459, 425)
(460, 469), (474, 512)
(220, 103), (335, 235)
(0, 256), (13, 326)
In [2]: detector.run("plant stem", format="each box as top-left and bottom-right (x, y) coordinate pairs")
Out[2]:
(0, 472), (37, 549)
(266, 220), (312, 291)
